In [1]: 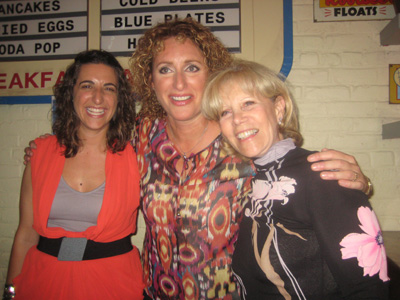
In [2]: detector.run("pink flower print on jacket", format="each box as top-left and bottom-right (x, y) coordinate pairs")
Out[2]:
(246, 176), (296, 219)
(340, 206), (389, 282)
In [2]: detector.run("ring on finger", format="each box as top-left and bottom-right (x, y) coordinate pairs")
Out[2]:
(352, 171), (359, 182)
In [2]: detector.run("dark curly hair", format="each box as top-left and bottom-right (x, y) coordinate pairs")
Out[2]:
(52, 49), (135, 157)
(130, 17), (233, 120)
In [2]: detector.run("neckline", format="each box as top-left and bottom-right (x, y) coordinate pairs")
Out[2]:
(253, 138), (296, 167)
(61, 176), (106, 194)
(162, 119), (216, 152)
(167, 121), (210, 162)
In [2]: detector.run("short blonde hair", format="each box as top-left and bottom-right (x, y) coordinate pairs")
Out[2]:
(202, 59), (303, 157)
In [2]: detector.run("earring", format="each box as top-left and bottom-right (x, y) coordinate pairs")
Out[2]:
(278, 118), (283, 125)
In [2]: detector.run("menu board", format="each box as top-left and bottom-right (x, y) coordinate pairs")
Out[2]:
(101, 0), (240, 56)
(0, 0), (88, 61)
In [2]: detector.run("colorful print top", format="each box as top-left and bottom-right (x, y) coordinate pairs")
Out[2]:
(135, 117), (254, 300)
(232, 139), (389, 299)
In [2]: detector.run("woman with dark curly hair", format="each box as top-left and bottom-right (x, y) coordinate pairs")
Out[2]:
(130, 18), (372, 299)
(4, 50), (144, 300)
(52, 50), (136, 157)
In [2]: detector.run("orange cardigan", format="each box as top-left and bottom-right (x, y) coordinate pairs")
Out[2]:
(14, 136), (144, 300)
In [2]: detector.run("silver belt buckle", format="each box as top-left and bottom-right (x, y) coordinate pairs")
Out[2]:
(57, 237), (88, 261)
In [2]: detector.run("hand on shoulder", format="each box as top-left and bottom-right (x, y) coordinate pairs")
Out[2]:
(307, 148), (371, 196)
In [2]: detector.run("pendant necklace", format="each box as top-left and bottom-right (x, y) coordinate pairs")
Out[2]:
(168, 121), (209, 169)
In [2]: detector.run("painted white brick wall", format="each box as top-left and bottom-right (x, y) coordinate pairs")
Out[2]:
(0, 0), (399, 284)
(0, 105), (52, 282)
(291, 1), (400, 232)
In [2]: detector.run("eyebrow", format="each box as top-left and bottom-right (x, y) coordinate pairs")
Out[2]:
(78, 80), (117, 88)
(154, 59), (203, 66)
(78, 80), (94, 85)
(104, 83), (118, 88)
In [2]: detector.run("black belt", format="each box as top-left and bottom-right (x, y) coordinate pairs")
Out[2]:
(37, 235), (133, 261)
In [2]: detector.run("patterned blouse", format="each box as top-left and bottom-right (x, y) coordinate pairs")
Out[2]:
(135, 117), (254, 300)
(232, 139), (389, 299)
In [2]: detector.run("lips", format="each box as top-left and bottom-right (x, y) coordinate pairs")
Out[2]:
(171, 95), (191, 101)
(86, 107), (105, 116)
(236, 129), (258, 140)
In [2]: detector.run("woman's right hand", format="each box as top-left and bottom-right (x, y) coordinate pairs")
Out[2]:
(23, 134), (51, 165)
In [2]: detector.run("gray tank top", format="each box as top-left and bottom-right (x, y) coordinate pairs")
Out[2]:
(47, 177), (105, 232)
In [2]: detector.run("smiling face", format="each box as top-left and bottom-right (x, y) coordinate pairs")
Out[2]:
(219, 84), (285, 159)
(151, 37), (209, 124)
(73, 63), (118, 137)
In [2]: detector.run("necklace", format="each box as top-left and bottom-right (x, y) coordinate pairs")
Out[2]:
(168, 121), (209, 168)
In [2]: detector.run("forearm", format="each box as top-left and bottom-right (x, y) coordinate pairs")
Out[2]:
(6, 230), (39, 284)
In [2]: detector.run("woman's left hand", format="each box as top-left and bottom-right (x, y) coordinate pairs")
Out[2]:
(307, 148), (371, 195)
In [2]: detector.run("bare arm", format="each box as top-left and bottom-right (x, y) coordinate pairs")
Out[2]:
(307, 148), (371, 195)
(6, 163), (39, 284)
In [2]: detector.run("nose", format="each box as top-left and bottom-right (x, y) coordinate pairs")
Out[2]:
(174, 71), (186, 90)
(93, 87), (104, 104)
(233, 110), (246, 125)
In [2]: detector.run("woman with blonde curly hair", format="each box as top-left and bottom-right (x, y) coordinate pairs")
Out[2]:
(130, 18), (372, 299)
(131, 18), (250, 300)
(130, 18), (233, 121)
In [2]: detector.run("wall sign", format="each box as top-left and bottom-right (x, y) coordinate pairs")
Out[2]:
(101, 0), (240, 56)
(0, 0), (88, 61)
(314, 0), (395, 22)
(390, 64), (400, 104)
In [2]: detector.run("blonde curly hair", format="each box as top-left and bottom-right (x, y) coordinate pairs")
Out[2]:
(130, 17), (233, 120)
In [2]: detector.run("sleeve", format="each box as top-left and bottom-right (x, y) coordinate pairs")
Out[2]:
(30, 136), (65, 237)
(30, 136), (60, 182)
(134, 117), (153, 181)
(306, 170), (389, 299)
